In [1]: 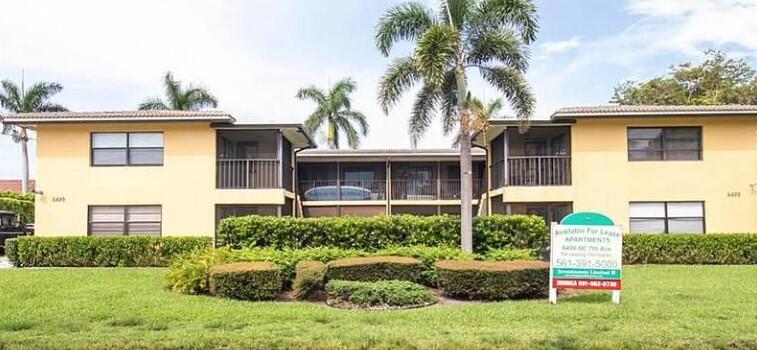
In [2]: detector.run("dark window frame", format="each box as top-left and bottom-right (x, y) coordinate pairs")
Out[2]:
(87, 205), (162, 236)
(629, 201), (705, 234)
(627, 127), (702, 161)
(91, 132), (164, 167)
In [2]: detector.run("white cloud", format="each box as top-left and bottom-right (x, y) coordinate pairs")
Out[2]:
(540, 36), (582, 54)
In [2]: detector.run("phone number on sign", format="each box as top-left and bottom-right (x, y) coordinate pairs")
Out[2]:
(553, 258), (618, 269)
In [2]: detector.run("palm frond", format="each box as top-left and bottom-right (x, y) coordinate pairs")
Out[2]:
(162, 72), (184, 110)
(409, 84), (439, 147)
(23, 82), (63, 111)
(440, 70), (459, 135)
(138, 97), (169, 110)
(440, 0), (474, 29)
(184, 86), (219, 110)
(479, 65), (535, 122)
(295, 86), (327, 105)
(375, 2), (436, 56)
(377, 57), (421, 114)
(0, 80), (22, 112)
(466, 28), (529, 72)
(473, 0), (539, 44)
(36, 102), (69, 112)
(329, 78), (357, 110)
(414, 24), (460, 88)
(339, 110), (369, 136)
(334, 117), (361, 149)
(304, 110), (327, 134)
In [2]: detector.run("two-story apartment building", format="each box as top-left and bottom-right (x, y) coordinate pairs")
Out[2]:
(1, 111), (314, 237)
(477, 105), (757, 233)
(3, 105), (756, 236)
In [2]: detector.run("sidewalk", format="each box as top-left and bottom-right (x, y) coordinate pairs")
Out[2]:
(0, 256), (11, 269)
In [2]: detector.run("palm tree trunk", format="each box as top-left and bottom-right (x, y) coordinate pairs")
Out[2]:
(19, 127), (30, 193)
(327, 120), (337, 149)
(455, 65), (474, 253)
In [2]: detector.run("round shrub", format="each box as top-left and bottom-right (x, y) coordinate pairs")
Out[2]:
(435, 260), (549, 300)
(208, 262), (282, 301)
(325, 280), (435, 309)
(292, 260), (327, 300)
(326, 256), (423, 282)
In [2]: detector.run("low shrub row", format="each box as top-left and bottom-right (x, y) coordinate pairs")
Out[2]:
(166, 245), (478, 295)
(7, 236), (212, 267)
(292, 261), (327, 300)
(209, 262), (282, 300)
(217, 214), (548, 252)
(0, 191), (34, 224)
(623, 233), (757, 264)
(483, 248), (539, 261)
(325, 280), (435, 308)
(326, 256), (423, 283)
(435, 260), (550, 300)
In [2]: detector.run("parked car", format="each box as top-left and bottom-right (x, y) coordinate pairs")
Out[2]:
(304, 186), (372, 201)
(0, 210), (31, 255)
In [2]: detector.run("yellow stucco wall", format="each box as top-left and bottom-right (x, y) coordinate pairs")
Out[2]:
(34, 122), (287, 237)
(496, 116), (757, 232)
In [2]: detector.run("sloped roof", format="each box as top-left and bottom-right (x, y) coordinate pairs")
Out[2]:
(552, 105), (757, 119)
(1, 110), (235, 124)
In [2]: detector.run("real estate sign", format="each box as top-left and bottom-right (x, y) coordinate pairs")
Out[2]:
(549, 212), (623, 304)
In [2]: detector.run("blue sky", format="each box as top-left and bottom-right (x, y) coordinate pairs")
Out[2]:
(2, 0), (757, 178)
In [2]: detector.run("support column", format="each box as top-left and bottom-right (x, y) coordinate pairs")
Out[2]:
(276, 132), (284, 188)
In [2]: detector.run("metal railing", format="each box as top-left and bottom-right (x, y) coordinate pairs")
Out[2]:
(299, 180), (386, 201)
(391, 179), (483, 200)
(507, 156), (571, 186)
(217, 159), (280, 189)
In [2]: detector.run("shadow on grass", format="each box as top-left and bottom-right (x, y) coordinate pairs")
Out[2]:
(560, 292), (611, 303)
(203, 320), (247, 331)
(107, 317), (144, 328)
(0, 321), (35, 332)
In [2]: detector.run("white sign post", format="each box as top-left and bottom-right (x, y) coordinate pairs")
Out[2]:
(549, 212), (623, 305)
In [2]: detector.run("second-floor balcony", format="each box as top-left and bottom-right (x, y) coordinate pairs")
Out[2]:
(492, 156), (571, 187)
(217, 159), (280, 189)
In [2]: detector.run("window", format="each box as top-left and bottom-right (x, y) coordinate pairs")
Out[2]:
(88, 205), (161, 236)
(92, 132), (163, 166)
(629, 202), (704, 234)
(627, 127), (701, 161)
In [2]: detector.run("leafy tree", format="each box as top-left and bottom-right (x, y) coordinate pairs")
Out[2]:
(375, 0), (537, 252)
(0, 79), (68, 193)
(139, 72), (218, 111)
(296, 78), (368, 149)
(612, 50), (757, 105)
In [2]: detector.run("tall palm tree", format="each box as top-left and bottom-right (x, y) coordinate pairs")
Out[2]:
(376, 0), (537, 252)
(0, 79), (68, 193)
(139, 72), (218, 111)
(296, 78), (368, 149)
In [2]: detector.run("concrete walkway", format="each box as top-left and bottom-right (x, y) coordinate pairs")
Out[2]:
(0, 256), (11, 269)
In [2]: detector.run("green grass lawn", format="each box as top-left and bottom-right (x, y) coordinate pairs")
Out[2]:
(0, 265), (755, 350)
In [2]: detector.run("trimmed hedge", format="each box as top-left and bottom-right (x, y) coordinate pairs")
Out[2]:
(435, 260), (549, 300)
(217, 214), (547, 252)
(326, 256), (423, 283)
(4, 238), (18, 265)
(292, 260), (327, 300)
(208, 262), (282, 300)
(376, 245), (475, 286)
(623, 233), (757, 264)
(483, 248), (539, 261)
(325, 280), (435, 308)
(0, 191), (34, 224)
(165, 247), (368, 294)
(9, 236), (212, 267)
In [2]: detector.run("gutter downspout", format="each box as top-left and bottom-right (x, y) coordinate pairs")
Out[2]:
(293, 144), (316, 217)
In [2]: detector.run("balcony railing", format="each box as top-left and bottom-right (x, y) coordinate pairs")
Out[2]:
(300, 180), (386, 201)
(507, 156), (571, 186)
(217, 159), (280, 189)
(391, 179), (483, 200)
